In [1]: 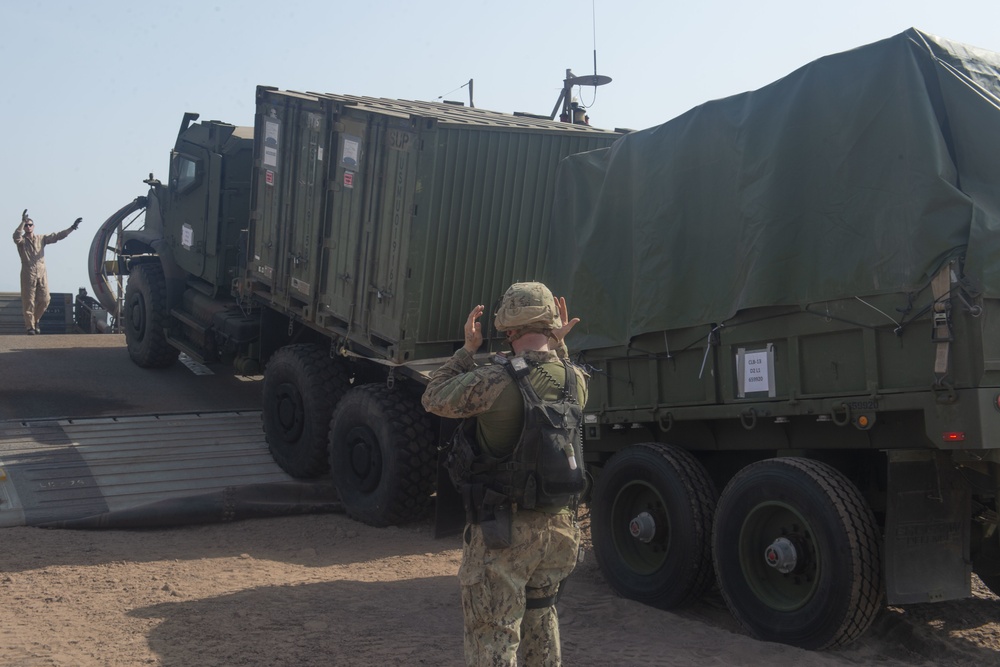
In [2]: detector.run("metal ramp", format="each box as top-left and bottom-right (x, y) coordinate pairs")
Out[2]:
(0, 411), (340, 528)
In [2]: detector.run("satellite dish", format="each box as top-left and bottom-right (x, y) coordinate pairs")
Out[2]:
(565, 74), (612, 87)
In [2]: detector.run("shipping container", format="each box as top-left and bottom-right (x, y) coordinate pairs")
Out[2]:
(248, 88), (623, 364)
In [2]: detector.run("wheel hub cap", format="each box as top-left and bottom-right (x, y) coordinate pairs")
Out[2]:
(629, 511), (657, 543)
(764, 536), (798, 574)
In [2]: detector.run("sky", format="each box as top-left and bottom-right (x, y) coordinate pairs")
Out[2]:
(2, 0), (999, 296)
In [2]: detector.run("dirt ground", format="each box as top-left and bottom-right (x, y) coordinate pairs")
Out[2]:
(1, 508), (998, 667)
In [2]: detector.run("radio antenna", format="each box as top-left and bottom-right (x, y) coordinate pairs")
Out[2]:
(549, 0), (612, 123)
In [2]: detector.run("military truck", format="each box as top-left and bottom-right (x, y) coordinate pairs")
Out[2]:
(89, 88), (622, 527)
(539, 28), (1000, 649)
(93, 29), (1000, 651)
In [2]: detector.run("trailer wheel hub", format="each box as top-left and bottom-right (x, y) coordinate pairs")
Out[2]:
(764, 536), (798, 574)
(629, 511), (657, 543)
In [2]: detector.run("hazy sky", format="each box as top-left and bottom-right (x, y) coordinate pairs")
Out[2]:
(2, 0), (998, 295)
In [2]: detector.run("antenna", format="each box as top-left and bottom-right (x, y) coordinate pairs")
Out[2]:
(549, 0), (611, 124)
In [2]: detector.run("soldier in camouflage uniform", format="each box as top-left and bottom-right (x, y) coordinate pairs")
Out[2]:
(422, 282), (588, 667)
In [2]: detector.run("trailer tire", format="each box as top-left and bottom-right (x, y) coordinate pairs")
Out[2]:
(328, 384), (436, 527)
(591, 443), (717, 609)
(712, 457), (883, 649)
(123, 262), (179, 368)
(263, 344), (350, 478)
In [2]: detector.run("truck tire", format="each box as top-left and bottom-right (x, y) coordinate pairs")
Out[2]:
(263, 344), (350, 478)
(123, 262), (179, 368)
(328, 384), (436, 527)
(591, 442), (717, 609)
(712, 457), (883, 649)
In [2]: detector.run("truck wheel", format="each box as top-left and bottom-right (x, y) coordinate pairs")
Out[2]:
(124, 263), (179, 368)
(328, 384), (436, 527)
(712, 457), (883, 649)
(263, 344), (350, 478)
(591, 442), (717, 608)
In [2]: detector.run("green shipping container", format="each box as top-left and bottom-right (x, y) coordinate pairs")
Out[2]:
(248, 87), (623, 364)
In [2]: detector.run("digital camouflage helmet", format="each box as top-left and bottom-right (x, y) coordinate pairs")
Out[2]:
(494, 282), (563, 332)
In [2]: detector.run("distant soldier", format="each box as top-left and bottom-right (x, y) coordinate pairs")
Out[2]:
(13, 209), (81, 334)
(422, 282), (589, 666)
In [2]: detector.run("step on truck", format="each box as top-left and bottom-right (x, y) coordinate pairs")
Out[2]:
(88, 88), (622, 528)
(540, 28), (1000, 649)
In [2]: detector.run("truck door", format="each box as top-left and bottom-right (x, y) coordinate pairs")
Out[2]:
(168, 144), (219, 280)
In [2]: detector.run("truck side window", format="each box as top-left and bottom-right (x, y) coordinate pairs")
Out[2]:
(174, 155), (200, 193)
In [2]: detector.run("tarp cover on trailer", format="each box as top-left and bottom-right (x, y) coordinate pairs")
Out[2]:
(544, 28), (1000, 350)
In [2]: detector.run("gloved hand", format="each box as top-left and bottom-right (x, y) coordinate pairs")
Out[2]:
(22, 209), (28, 223)
(72, 217), (82, 230)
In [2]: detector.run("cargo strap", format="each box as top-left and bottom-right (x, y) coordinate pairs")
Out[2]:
(930, 261), (955, 381)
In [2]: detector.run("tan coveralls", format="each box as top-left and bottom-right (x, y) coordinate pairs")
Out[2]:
(13, 219), (75, 331)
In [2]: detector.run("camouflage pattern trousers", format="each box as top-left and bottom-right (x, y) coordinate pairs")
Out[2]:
(459, 510), (580, 667)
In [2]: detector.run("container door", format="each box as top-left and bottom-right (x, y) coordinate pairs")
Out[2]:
(361, 118), (417, 351)
(251, 101), (329, 322)
(317, 110), (374, 336)
(251, 112), (283, 291)
(282, 110), (328, 318)
(318, 111), (414, 356)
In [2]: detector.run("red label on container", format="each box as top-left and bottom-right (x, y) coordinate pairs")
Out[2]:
(344, 171), (354, 188)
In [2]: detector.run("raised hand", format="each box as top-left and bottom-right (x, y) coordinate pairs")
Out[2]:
(463, 304), (485, 354)
(551, 296), (580, 343)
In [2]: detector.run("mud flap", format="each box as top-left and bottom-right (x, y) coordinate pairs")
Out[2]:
(885, 450), (970, 604)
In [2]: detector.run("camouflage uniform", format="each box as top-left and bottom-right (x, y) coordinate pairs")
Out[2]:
(13, 217), (76, 332)
(423, 345), (588, 667)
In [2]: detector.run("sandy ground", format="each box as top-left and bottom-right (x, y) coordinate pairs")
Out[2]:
(1, 335), (999, 665)
(2, 508), (999, 667)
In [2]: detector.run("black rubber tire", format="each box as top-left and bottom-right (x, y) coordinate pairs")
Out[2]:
(712, 457), (883, 650)
(262, 344), (350, 478)
(123, 263), (179, 368)
(591, 442), (718, 609)
(328, 384), (437, 527)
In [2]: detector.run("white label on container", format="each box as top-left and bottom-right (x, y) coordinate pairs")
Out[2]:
(181, 224), (193, 249)
(263, 120), (279, 167)
(742, 350), (771, 394)
(342, 138), (359, 167)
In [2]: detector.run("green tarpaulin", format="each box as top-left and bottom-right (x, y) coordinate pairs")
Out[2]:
(545, 29), (1000, 351)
